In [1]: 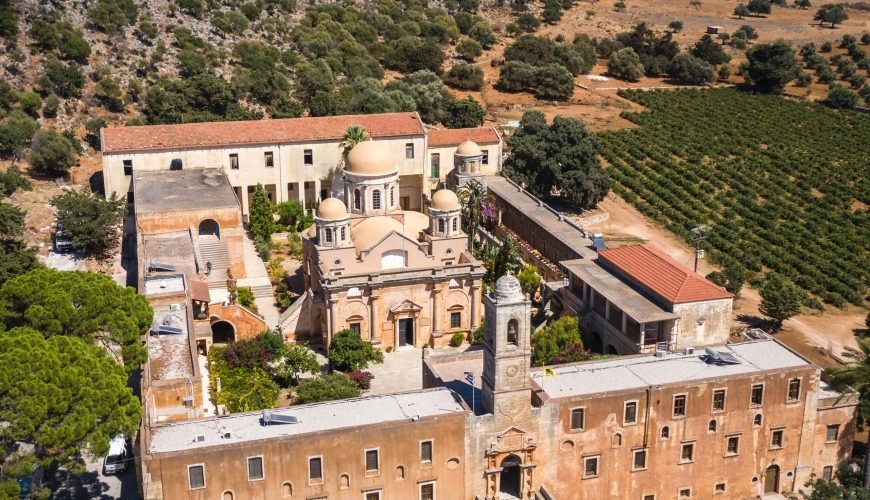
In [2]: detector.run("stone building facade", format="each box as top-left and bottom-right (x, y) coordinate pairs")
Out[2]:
(296, 141), (485, 351)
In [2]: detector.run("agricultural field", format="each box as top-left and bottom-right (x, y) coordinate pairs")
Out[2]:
(597, 88), (869, 306)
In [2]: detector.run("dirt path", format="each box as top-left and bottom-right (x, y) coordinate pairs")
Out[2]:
(585, 194), (866, 368)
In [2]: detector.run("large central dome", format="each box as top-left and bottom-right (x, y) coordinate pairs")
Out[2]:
(346, 141), (396, 175)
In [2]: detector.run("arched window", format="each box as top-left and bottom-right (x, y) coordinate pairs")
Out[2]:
(281, 482), (293, 497)
(324, 228), (332, 243)
(660, 426), (670, 439)
(438, 218), (445, 233)
(223, 492), (234, 500)
(354, 189), (361, 210)
(613, 432), (622, 447)
(709, 419), (717, 432)
(507, 319), (518, 346)
(340, 226), (346, 241)
(452, 217), (458, 232)
(754, 413), (763, 426)
(372, 190), (381, 210)
(390, 186), (395, 207)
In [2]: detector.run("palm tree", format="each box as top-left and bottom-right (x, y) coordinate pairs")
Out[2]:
(829, 338), (870, 488)
(340, 125), (369, 163)
(457, 179), (488, 253)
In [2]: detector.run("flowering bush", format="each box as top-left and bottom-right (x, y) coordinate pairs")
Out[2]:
(347, 370), (374, 390)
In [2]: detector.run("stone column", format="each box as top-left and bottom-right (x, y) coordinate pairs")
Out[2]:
(432, 286), (442, 337)
(314, 179), (322, 202)
(369, 290), (380, 344)
(327, 297), (338, 352)
(297, 181), (305, 209)
(470, 283), (481, 329)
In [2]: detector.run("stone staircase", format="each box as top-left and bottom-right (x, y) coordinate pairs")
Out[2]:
(198, 235), (231, 288)
(237, 277), (273, 298)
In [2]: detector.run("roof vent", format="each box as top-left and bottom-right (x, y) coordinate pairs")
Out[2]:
(195, 435), (205, 443)
(704, 348), (741, 365)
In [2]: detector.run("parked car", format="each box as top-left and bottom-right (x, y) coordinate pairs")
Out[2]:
(102, 436), (129, 475)
(52, 224), (73, 253)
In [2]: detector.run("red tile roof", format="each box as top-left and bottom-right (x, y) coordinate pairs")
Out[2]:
(597, 244), (733, 305)
(427, 126), (500, 148)
(101, 112), (425, 153)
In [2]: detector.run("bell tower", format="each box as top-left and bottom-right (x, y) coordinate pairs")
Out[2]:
(481, 272), (532, 416)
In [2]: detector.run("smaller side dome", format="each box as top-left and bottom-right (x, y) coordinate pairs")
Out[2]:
(346, 141), (396, 175)
(430, 189), (460, 211)
(494, 273), (523, 301)
(317, 198), (348, 220)
(456, 139), (482, 156)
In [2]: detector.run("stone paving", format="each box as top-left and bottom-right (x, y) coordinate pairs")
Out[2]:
(365, 345), (473, 396)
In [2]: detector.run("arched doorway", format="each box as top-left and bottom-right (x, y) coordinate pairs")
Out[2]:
(199, 219), (220, 239)
(590, 332), (603, 353)
(606, 344), (618, 355)
(500, 455), (522, 497)
(764, 465), (780, 493)
(212, 320), (235, 344)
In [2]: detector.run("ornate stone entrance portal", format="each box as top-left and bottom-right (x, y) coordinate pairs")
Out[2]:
(483, 427), (538, 500)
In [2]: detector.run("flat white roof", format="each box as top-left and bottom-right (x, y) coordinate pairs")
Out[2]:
(148, 388), (465, 454)
(532, 340), (809, 399)
(144, 275), (185, 296)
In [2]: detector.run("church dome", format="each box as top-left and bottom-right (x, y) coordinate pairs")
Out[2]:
(494, 273), (523, 301)
(430, 189), (460, 211)
(317, 198), (348, 220)
(456, 139), (482, 156)
(346, 141), (396, 175)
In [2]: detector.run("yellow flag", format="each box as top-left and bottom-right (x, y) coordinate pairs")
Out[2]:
(543, 368), (557, 378)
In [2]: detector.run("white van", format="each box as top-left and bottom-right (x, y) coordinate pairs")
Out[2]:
(102, 436), (129, 475)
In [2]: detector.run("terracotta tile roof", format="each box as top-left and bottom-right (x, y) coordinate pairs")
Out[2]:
(427, 126), (500, 147)
(597, 244), (733, 305)
(101, 112), (425, 153)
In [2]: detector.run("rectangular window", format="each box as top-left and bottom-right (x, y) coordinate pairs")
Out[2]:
(365, 449), (379, 473)
(229, 153), (239, 170)
(303, 149), (313, 165)
(788, 378), (801, 402)
(726, 435), (739, 455)
(583, 455), (599, 478)
(822, 466), (833, 481)
(421, 440), (433, 463)
(349, 322), (361, 335)
(673, 394), (687, 417)
(679, 488), (692, 498)
(264, 151), (274, 168)
(419, 481), (435, 500)
(712, 389), (726, 412)
(405, 143), (414, 159)
(450, 312), (461, 329)
(714, 482), (726, 494)
(309, 456), (323, 482)
(570, 407), (585, 431)
(247, 456), (264, 481)
(632, 449), (647, 470)
(751, 384), (764, 406)
(624, 401), (638, 425)
(430, 153), (440, 178)
(643, 496), (655, 500)
(771, 429), (784, 449)
(187, 464), (205, 490)
(826, 424), (839, 442)
(680, 442), (695, 463)
(123, 159), (133, 176)
(365, 492), (382, 500)
(482, 150), (489, 164)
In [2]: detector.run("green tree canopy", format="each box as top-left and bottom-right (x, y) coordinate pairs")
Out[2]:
(691, 34), (732, 66)
(328, 329), (384, 372)
(0, 201), (40, 286)
(743, 40), (800, 93)
(758, 272), (804, 330)
(0, 111), (39, 158)
(0, 328), (141, 468)
(747, 0), (772, 15)
(0, 269), (153, 370)
(503, 111), (610, 209)
(275, 344), (321, 386)
(667, 53), (716, 84)
(517, 264), (542, 297)
(442, 97), (486, 129)
(824, 84), (858, 109)
(29, 129), (79, 176)
(295, 373), (360, 404)
(814, 4), (848, 27)
(208, 345), (280, 412)
(249, 183), (275, 244)
(828, 339), (870, 488)
(51, 190), (125, 257)
(531, 316), (585, 366)
(607, 47), (645, 81)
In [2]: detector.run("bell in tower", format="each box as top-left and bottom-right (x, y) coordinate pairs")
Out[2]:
(481, 272), (532, 417)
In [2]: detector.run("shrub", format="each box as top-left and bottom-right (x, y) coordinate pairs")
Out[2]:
(384, 36), (445, 74)
(820, 41), (833, 53)
(468, 21), (496, 49)
(295, 373), (360, 404)
(42, 94), (60, 118)
(51, 190), (126, 257)
(88, 0), (138, 35)
(449, 332), (466, 347)
(95, 77), (124, 112)
(824, 84), (858, 109)
(273, 344), (319, 386)
(456, 38), (483, 61)
(347, 370), (374, 390)
(237, 286), (259, 313)
(531, 317), (584, 366)
(444, 62), (485, 90)
(607, 47), (645, 81)
(208, 346), (279, 412)
(38, 56), (85, 98)
(442, 97), (486, 128)
(29, 129), (78, 176)
(794, 71), (812, 87)
(517, 14), (541, 33)
(0, 166), (31, 197)
(329, 330), (384, 371)
(17, 91), (41, 117)
(667, 53), (715, 84)
(223, 338), (272, 369)
(668, 21), (684, 32)
(471, 321), (485, 344)
(214, 11), (249, 35)
(517, 264), (541, 297)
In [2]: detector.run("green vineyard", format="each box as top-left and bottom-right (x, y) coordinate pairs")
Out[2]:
(597, 88), (869, 306)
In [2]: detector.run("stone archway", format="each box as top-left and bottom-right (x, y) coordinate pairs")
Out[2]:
(606, 344), (618, 355)
(212, 320), (235, 344)
(199, 219), (220, 239)
(500, 455), (522, 497)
